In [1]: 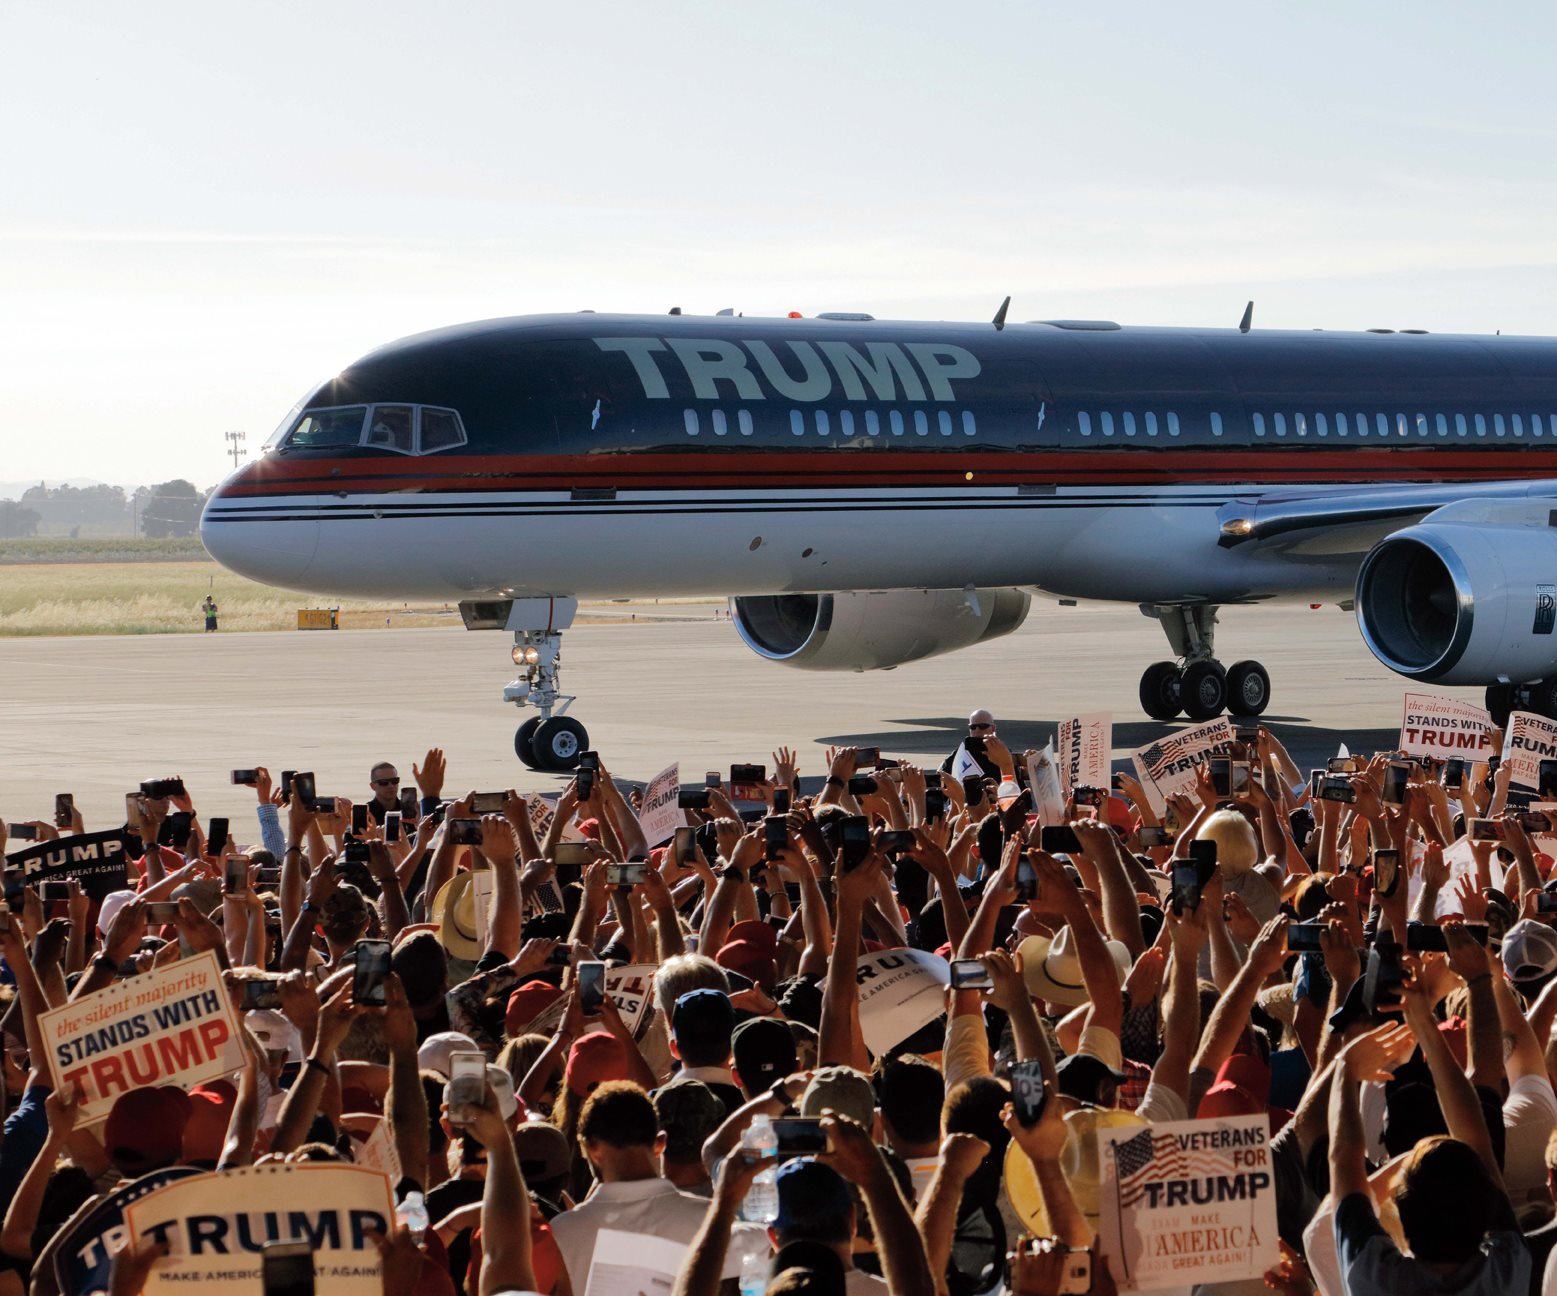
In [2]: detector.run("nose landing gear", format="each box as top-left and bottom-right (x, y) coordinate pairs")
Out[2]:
(462, 597), (590, 771)
(1137, 605), (1271, 722)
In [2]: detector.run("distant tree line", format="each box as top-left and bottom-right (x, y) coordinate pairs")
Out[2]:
(0, 481), (211, 539)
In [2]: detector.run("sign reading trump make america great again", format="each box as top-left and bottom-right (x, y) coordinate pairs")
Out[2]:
(1098, 1115), (1276, 1290)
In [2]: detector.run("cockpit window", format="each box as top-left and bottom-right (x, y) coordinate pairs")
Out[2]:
(365, 406), (415, 453)
(418, 407), (467, 453)
(286, 407), (367, 448)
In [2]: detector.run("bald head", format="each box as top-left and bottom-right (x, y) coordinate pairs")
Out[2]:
(968, 709), (995, 735)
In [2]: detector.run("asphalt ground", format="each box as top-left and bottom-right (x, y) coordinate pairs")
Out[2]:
(0, 601), (1470, 832)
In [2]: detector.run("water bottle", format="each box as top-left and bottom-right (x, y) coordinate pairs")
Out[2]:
(997, 773), (1022, 811)
(739, 1244), (768, 1296)
(397, 1190), (429, 1246)
(740, 1113), (779, 1223)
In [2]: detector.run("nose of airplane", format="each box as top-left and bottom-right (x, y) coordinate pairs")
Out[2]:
(200, 482), (320, 589)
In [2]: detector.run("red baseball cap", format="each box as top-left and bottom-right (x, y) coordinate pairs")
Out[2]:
(565, 1031), (629, 1097)
(507, 980), (564, 1037)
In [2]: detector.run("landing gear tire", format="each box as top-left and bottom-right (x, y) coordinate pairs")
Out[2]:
(531, 716), (589, 771)
(1485, 684), (1515, 727)
(1180, 660), (1229, 721)
(1139, 661), (1185, 721)
(514, 718), (544, 769)
(1225, 660), (1271, 717)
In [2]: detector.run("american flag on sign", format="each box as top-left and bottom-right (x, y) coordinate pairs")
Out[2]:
(1140, 736), (1193, 777)
(1114, 1129), (1241, 1207)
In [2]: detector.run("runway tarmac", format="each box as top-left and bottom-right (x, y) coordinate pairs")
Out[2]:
(0, 601), (1474, 831)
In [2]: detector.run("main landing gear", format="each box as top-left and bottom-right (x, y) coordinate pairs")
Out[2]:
(1485, 682), (1557, 727)
(1137, 605), (1272, 722)
(462, 596), (590, 770)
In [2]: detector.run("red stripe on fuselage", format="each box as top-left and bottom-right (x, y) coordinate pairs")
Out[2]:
(215, 448), (1557, 496)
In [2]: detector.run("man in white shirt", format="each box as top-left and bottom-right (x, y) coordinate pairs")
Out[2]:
(549, 1081), (765, 1290)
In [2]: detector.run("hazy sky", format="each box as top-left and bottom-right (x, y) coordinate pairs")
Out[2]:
(5, 2), (1556, 486)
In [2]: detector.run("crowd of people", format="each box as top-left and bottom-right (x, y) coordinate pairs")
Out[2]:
(1, 708), (1555, 1296)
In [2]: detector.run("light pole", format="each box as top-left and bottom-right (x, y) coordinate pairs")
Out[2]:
(224, 430), (247, 471)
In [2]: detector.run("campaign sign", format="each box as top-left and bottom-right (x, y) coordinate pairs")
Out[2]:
(515, 963), (658, 1040)
(124, 1162), (394, 1296)
(855, 948), (950, 1057)
(1057, 713), (1113, 794)
(1399, 693), (1494, 759)
(1131, 719), (1233, 815)
(1502, 711), (1557, 791)
(5, 828), (131, 899)
(1098, 1115), (1276, 1291)
(636, 762), (682, 847)
(40, 949), (243, 1125)
(1026, 745), (1066, 828)
(53, 1167), (202, 1296)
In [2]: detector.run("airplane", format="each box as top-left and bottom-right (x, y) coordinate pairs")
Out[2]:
(201, 305), (1557, 770)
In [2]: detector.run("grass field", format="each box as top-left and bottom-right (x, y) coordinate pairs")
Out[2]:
(0, 537), (209, 563)
(0, 561), (458, 635)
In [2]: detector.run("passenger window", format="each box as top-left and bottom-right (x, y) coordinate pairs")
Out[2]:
(1252, 413), (1266, 438)
(962, 411), (976, 436)
(1356, 413), (1368, 436)
(1513, 414), (1525, 437)
(1336, 413), (1348, 436)
(739, 409), (755, 436)
(815, 410), (830, 436)
(1416, 414), (1429, 436)
(1376, 413), (1389, 437)
(1274, 413), (1287, 437)
(864, 410), (879, 436)
(287, 406), (367, 449)
(1144, 412), (1158, 437)
(938, 410), (954, 436)
(890, 410), (905, 436)
(1295, 413), (1308, 437)
(1395, 413), (1408, 437)
(1455, 414), (1467, 437)
(1435, 414), (1448, 437)
(364, 406), (414, 453)
(1122, 412), (1136, 437)
(914, 410), (929, 436)
(1100, 412), (1115, 437)
(1475, 413), (1487, 436)
(416, 407), (466, 453)
(1078, 412), (1093, 437)
(840, 410), (854, 437)
(789, 410), (804, 437)
(1495, 414), (1506, 437)
(712, 410), (728, 437)
(1316, 413), (1328, 437)
(685, 410), (701, 436)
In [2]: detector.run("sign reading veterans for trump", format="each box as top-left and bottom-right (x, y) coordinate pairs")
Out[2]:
(1503, 711), (1557, 790)
(1131, 719), (1233, 816)
(4, 827), (131, 899)
(1399, 693), (1495, 759)
(636, 762), (682, 846)
(1098, 1115), (1276, 1291)
(124, 1163), (394, 1296)
(1057, 713), (1113, 794)
(40, 950), (243, 1125)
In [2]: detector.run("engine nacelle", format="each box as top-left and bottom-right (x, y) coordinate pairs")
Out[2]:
(730, 588), (1031, 672)
(1355, 522), (1557, 685)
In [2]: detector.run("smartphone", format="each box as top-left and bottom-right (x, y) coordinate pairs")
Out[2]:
(1040, 826), (1082, 855)
(925, 787), (948, 823)
(384, 811), (402, 844)
(208, 817), (230, 857)
(241, 977), (284, 1010)
(678, 788), (711, 811)
(255, 868), (283, 889)
(448, 818), (483, 846)
(163, 812), (193, 851)
(1211, 758), (1251, 798)
(352, 940), (391, 1007)
(838, 815), (871, 872)
(125, 793), (144, 834)
(705, 770), (722, 789)
(774, 1117), (829, 1157)
(1318, 775), (1356, 804)
(52, 793), (73, 829)
(577, 960), (607, 1016)
(231, 769), (259, 786)
(1188, 839), (1217, 868)
(1372, 849), (1400, 897)
(279, 770), (296, 800)
(38, 880), (68, 903)
(6, 824), (37, 842)
(962, 735), (986, 759)
(308, 796), (337, 817)
(144, 901), (182, 924)
(399, 787), (419, 819)
(1286, 922), (1326, 952)
(1538, 893), (1557, 915)
(1469, 818), (1503, 842)
(1328, 757), (1361, 774)
(1236, 725), (1262, 746)
(446, 1050), (487, 1126)
(773, 788), (792, 816)
(854, 747), (881, 768)
(224, 856), (247, 893)
(961, 775), (985, 805)
(261, 1240), (315, 1296)
(1521, 811), (1554, 834)
(949, 958), (993, 991)
(730, 764), (767, 800)
(1054, 1250), (1091, 1296)
(576, 767), (596, 801)
(1171, 861), (1205, 915)
(555, 841), (595, 866)
(1363, 941), (1404, 1015)
(351, 804), (369, 836)
(877, 829), (916, 854)
(606, 862), (648, 887)
(140, 776), (186, 800)
(343, 840), (371, 865)
(1382, 762), (1410, 806)
(1410, 923), (1488, 951)
(292, 772), (316, 807)
(1442, 758), (1466, 792)
(764, 815), (789, 860)
(1137, 825), (1172, 848)
(1009, 1058), (1048, 1127)
(1015, 856), (1039, 902)
(674, 825), (697, 865)
(847, 774), (878, 796)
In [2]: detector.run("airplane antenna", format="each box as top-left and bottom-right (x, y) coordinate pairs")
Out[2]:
(992, 296), (1011, 331)
(669, 306), (682, 315)
(1238, 301), (1254, 334)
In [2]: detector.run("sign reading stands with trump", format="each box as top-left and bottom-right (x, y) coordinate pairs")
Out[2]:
(123, 1163), (394, 1296)
(1097, 1115), (1276, 1290)
(1399, 692), (1494, 759)
(39, 949), (243, 1125)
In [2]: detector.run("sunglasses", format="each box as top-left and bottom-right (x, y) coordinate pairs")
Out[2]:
(373, 778), (401, 786)
(968, 724), (993, 732)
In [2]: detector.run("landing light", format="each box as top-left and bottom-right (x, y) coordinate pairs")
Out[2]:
(1222, 518), (1254, 536)
(512, 645), (541, 666)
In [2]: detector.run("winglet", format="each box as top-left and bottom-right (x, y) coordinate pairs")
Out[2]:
(1238, 301), (1253, 334)
(993, 296), (1011, 331)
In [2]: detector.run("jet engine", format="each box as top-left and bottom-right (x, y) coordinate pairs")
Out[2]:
(1355, 520), (1557, 685)
(730, 588), (1031, 672)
